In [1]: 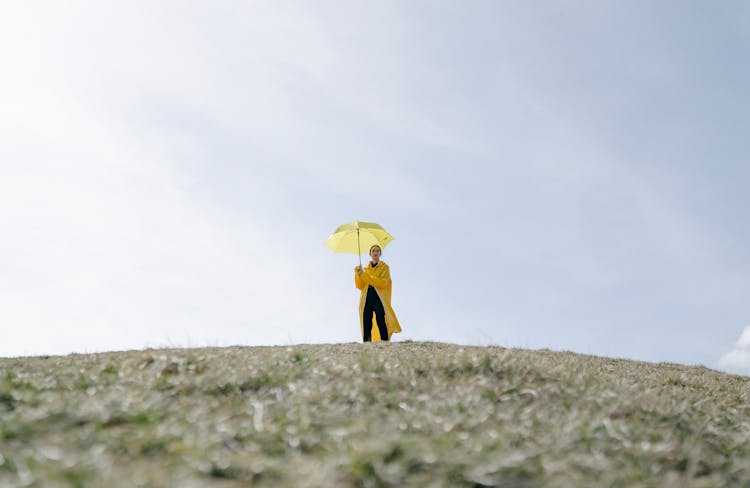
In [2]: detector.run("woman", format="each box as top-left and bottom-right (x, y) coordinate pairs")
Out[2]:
(354, 245), (402, 342)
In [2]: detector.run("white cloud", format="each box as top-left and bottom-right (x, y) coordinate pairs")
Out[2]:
(0, 115), (335, 356)
(739, 327), (750, 349)
(718, 327), (750, 373)
(0, 1), (358, 357)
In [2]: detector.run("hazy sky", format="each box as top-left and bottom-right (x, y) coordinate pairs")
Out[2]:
(1, 1), (749, 374)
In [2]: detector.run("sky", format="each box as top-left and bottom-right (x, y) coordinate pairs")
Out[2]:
(1, 1), (749, 374)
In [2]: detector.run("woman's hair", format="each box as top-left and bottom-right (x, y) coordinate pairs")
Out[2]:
(369, 245), (382, 255)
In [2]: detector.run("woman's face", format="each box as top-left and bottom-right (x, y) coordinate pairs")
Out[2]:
(370, 246), (382, 262)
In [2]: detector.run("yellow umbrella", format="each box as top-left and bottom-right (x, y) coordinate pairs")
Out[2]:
(325, 220), (394, 267)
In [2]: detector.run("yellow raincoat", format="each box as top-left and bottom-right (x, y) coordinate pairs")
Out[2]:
(354, 261), (402, 341)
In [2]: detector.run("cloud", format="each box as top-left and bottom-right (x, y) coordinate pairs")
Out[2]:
(0, 1), (355, 357)
(718, 327), (750, 372)
(0, 118), (333, 356)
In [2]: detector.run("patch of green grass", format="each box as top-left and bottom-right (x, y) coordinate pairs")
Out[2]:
(59, 466), (95, 488)
(100, 410), (153, 428)
(208, 461), (242, 479)
(0, 392), (16, 411)
(101, 363), (118, 376)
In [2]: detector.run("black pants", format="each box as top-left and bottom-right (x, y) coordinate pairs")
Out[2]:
(363, 288), (388, 342)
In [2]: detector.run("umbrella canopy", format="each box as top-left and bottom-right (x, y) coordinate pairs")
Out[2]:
(325, 220), (394, 266)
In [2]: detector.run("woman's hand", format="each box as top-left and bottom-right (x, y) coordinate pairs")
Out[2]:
(356, 265), (363, 275)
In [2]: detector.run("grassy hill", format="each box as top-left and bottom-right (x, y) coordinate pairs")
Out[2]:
(1, 341), (748, 487)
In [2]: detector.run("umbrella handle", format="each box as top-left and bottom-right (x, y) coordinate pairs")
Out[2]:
(357, 228), (362, 268)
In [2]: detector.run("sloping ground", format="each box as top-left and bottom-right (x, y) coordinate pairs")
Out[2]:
(0, 341), (748, 487)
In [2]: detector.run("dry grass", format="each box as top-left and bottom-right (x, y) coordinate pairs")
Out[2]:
(1, 341), (749, 487)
